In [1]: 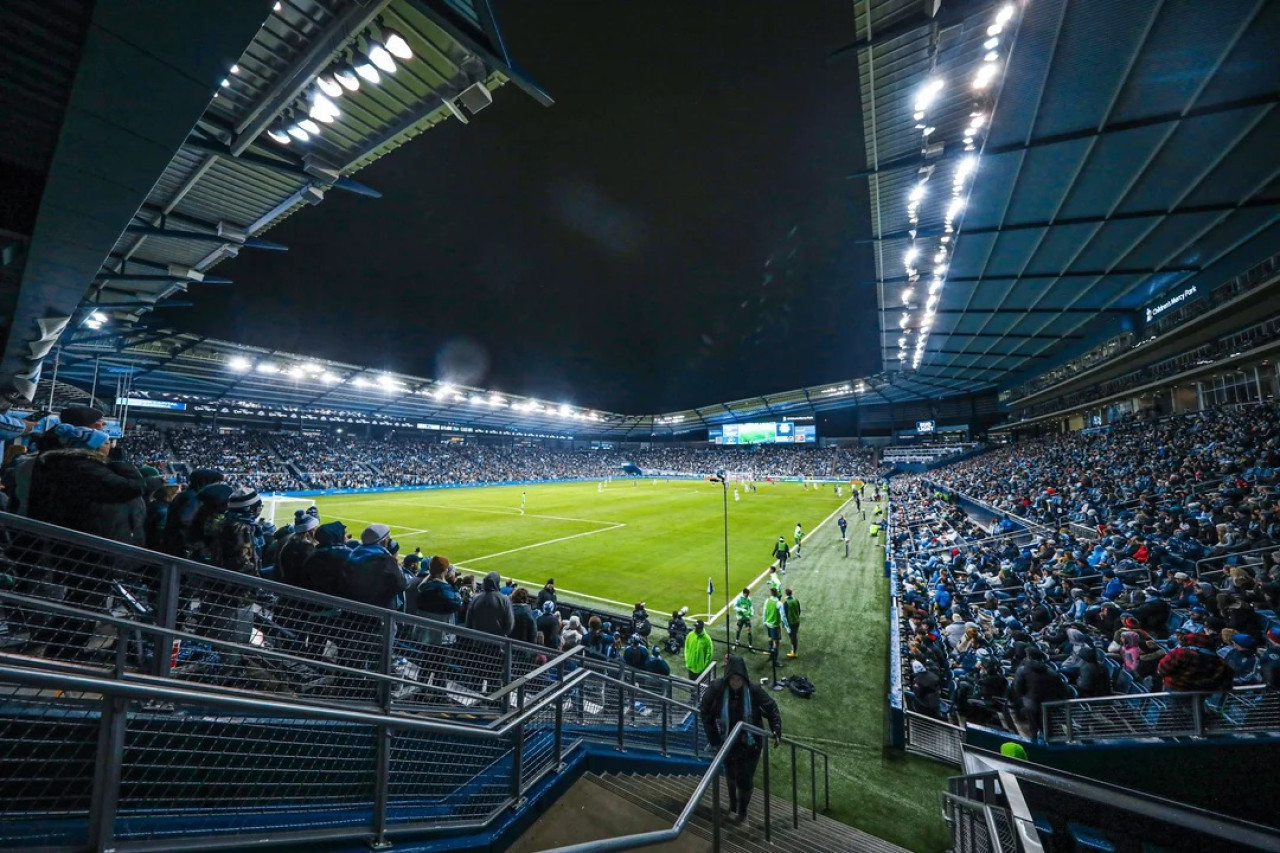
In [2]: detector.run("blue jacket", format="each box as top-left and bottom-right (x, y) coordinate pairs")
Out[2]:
(416, 577), (463, 623)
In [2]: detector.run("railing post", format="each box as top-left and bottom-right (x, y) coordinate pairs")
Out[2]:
(153, 561), (180, 678)
(660, 691), (669, 756)
(370, 614), (395, 850)
(762, 736), (771, 842)
(1063, 703), (1074, 744)
(1192, 694), (1205, 737)
(791, 742), (799, 829)
(88, 695), (128, 853)
(616, 680), (626, 752)
(503, 639), (513, 686)
(554, 690), (564, 768)
(712, 771), (722, 853)
(824, 753), (830, 813)
(810, 749), (817, 821)
(512, 683), (526, 801)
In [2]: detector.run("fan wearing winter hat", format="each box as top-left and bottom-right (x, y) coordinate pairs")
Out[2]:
(339, 523), (406, 609)
(276, 512), (321, 586)
(25, 419), (146, 546)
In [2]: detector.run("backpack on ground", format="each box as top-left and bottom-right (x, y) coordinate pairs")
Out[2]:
(786, 674), (815, 699)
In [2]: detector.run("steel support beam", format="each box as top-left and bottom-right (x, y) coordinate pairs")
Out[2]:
(874, 267), (1197, 285)
(847, 92), (1280, 179)
(827, 0), (996, 62)
(859, 197), (1280, 243)
(124, 225), (288, 251)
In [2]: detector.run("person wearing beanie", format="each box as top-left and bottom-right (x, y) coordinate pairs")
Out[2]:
(277, 514), (320, 586)
(297, 521), (351, 597)
(1219, 633), (1260, 685)
(536, 600), (562, 651)
(645, 643), (671, 677)
(623, 633), (649, 670)
(536, 578), (557, 610)
(684, 619), (715, 678)
(561, 614), (584, 650)
(341, 522), (406, 609)
(26, 424), (146, 548)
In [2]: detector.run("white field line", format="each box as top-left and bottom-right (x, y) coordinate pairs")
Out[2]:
(365, 498), (619, 526)
(451, 522), (626, 566)
(317, 510), (429, 539)
(703, 495), (855, 628)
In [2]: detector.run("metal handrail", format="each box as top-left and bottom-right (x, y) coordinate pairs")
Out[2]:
(1041, 684), (1270, 743)
(0, 659), (588, 737)
(962, 746), (1280, 852)
(0, 509), (707, 703)
(1194, 543), (1276, 579)
(535, 721), (830, 853)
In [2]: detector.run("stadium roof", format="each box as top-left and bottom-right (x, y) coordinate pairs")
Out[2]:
(1, 0), (547, 402)
(846, 0), (1280, 396)
(53, 327), (997, 438)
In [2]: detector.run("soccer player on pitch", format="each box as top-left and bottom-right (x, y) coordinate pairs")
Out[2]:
(773, 536), (790, 573)
(732, 588), (756, 652)
(520, 491), (526, 515)
(793, 522), (803, 558)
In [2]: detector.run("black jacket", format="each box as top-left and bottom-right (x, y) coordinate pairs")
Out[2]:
(699, 655), (782, 750)
(1013, 658), (1067, 705)
(536, 611), (562, 649)
(276, 536), (315, 586)
(27, 449), (146, 546)
(337, 543), (406, 609)
(1074, 647), (1111, 698)
(466, 571), (515, 636)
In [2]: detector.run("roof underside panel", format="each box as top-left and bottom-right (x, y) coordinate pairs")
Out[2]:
(857, 0), (1280, 397)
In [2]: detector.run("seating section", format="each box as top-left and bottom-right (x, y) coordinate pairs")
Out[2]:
(881, 442), (979, 466)
(891, 403), (1280, 739)
(119, 428), (878, 491)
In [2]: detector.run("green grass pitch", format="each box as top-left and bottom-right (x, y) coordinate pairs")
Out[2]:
(307, 479), (847, 617)
(301, 479), (950, 852)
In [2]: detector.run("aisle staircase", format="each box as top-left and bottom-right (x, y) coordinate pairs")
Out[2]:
(582, 772), (910, 853)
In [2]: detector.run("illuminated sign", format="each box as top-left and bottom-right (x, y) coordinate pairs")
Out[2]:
(1144, 285), (1198, 323)
(116, 397), (187, 411)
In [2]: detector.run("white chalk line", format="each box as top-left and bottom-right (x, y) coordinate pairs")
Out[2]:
(450, 522), (627, 566)
(363, 498), (621, 527)
(704, 495), (856, 629)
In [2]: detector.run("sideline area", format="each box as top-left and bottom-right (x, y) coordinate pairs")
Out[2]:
(725, 496), (951, 853)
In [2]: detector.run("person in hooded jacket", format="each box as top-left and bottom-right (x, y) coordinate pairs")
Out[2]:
(160, 468), (224, 558)
(1074, 645), (1111, 698)
(298, 522), (351, 597)
(699, 655), (782, 823)
(466, 571), (515, 636)
(1012, 650), (1067, 741)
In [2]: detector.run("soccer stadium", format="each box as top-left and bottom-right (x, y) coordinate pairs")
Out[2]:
(1, 1), (1279, 852)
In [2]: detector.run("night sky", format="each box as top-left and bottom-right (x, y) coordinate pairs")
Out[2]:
(166, 1), (878, 413)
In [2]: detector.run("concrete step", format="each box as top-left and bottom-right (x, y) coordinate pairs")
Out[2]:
(586, 771), (910, 853)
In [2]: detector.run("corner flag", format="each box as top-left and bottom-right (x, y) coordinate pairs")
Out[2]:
(707, 578), (714, 596)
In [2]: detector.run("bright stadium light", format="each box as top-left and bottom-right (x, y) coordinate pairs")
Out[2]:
(315, 70), (343, 98)
(996, 3), (1015, 25)
(913, 77), (944, 113)
(353, 57), (380, 84)
(558, 404), (572, 416)
(381, 28), (412, 60)
(287, 124), (310, 142)
(335, 65), (361, 92)
(908, 183), (926, 203)
(303, 363), (323, 374)
(267, 126), (292, 145)
(298, 118), (321, 135)
(366, 43), (396, 73)
(287, 366), (304, 378)
(320, 371), (339, 384)
(309, 91), (340, 122)
(229, 356), (251, 372)
(256, 362), (279, 375)
(352, 377), (370, 388)
(903, 247), (919, 265)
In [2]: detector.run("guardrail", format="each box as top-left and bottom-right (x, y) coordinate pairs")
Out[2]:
(1194, 543), (1276, 582)
(535, 721), (829, 853)
(0, 510), (708, 724)
(1041, 685), (1276, 744)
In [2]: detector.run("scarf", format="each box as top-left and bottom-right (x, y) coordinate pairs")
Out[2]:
(719, 684), (755, 748)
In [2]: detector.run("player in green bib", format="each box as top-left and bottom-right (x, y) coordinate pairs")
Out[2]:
(732, 588), (756, 651)
(793, 522), (803, 557)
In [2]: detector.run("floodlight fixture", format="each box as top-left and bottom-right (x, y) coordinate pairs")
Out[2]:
(229, 356), (251, 372)
(256, 362), (279, 374)
(353, 58), (380, 84)
(297, 118), (321, 135)
(267, 126), (292, 144)
(335, 65), (361, 92)
(365, 42), (396, 74)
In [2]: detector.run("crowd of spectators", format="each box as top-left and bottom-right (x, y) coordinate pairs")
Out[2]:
(893, 403), (1280, 740)
(114, 427), (879, 491)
